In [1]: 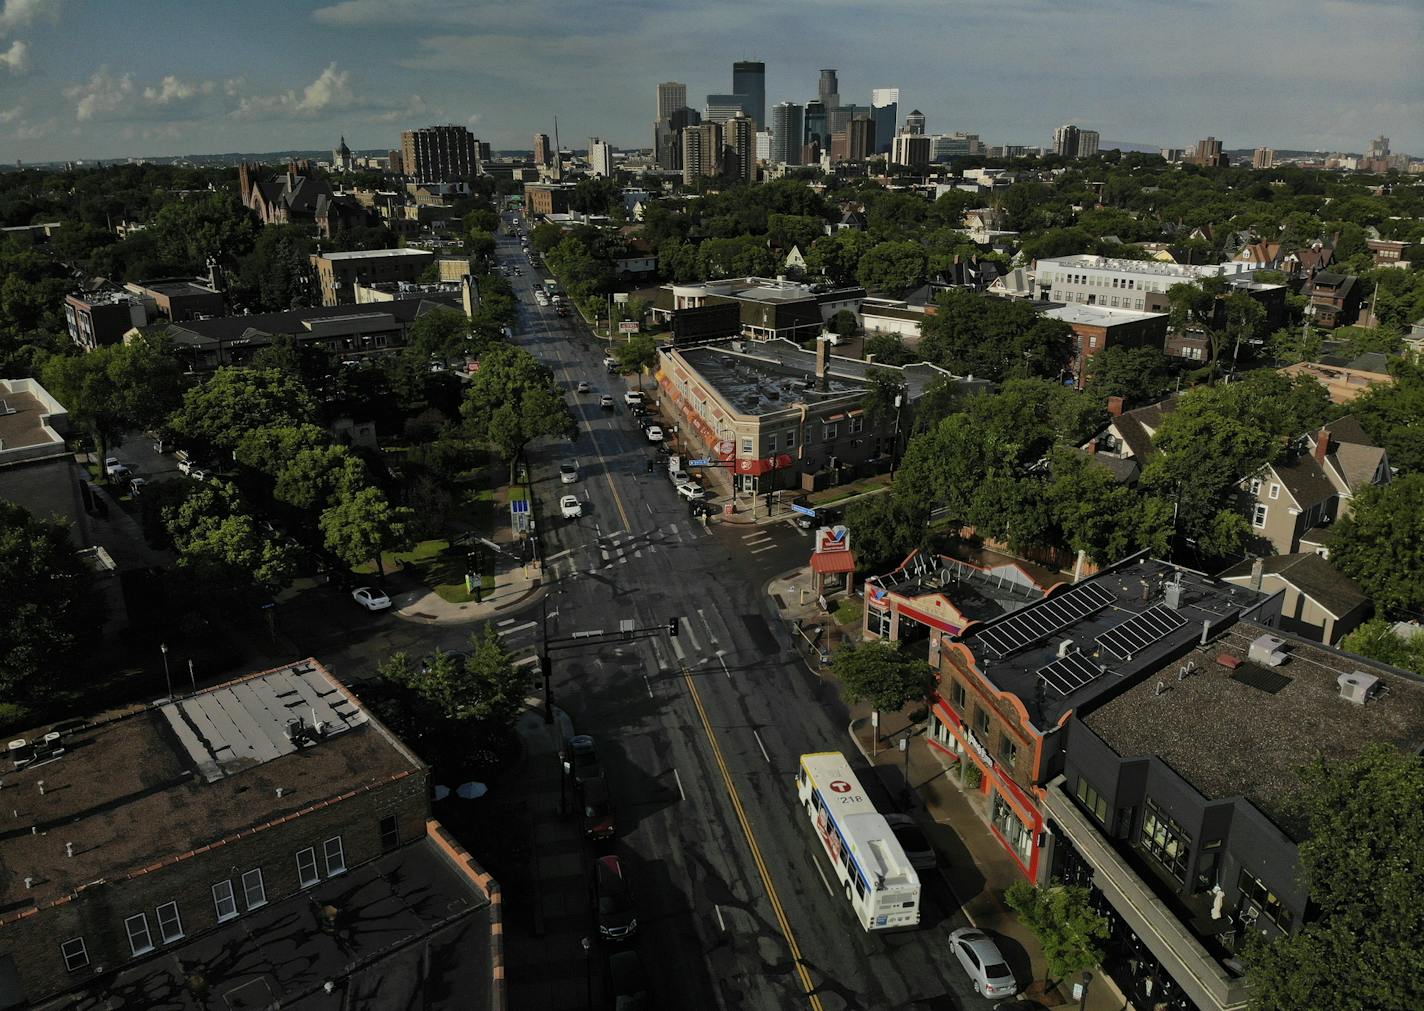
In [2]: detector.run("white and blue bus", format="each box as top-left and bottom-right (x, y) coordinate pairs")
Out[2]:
(795, 752), (921, 931)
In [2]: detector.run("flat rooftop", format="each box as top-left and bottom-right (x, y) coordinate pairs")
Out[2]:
(0, 388), (55, 451)
(48, 837), (493, 1011)
(678, 343), (863, 415)
(673, 276), (863, 303)
(136, 279), (219, 298)
(1082, 622), (1424, 839)
(317, 247), (433, 261)
(1043, 304), (1167, 326)
(952, 556), (1273, 732)
(0, 660), (421, 916)
(1040, 254), (1247, 279)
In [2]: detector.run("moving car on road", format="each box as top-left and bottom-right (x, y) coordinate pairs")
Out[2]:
(559, 463), (578, 484)
(576, 380), (590, 393)
(676, 481), (706, 502)
(592, 855), (638, 941)
(600, 395), (615, 409)
(948, 928), (1019, 999)
(560, 494), (583, 519)
(351, 587), (392, 611)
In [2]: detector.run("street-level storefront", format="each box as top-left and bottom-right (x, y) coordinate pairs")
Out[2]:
(928, 700), (1046, 880)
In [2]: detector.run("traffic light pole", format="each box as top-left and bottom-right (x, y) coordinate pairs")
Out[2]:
(542, 616), (681, 724)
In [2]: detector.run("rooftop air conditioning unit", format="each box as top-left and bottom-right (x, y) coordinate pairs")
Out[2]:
(1338, 670), (1381, 705)
(1057, 639), (1075, 659)
(1248, 633), (1289, 667)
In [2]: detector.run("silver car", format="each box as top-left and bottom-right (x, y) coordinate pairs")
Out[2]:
(948, 928), (1018, 999)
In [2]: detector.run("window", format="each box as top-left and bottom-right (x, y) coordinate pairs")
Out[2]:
(849, 417), (863, 435)
(1139, 798), (1193, 882)
(785, 430), (796, 448)
(767, 434), (777, 453)
(323, 836), (346, 876)
(950, 680), (967, 711)
(1238, 867), (1293, 930)
(156, 901), (184, 944)
(61, 937), (89, 972)
(991, 792), (1034, 863)
(998, 736), (1018, 765)
(1248, 477), (1262, 495)
(242, 868), (267, 909)
(740, 437), (753, 454)
(822, 423), (838, 440)
(211, 880), (238, 921)
(1269, 483), (1280, 500)
(296, 847), (320, 887)
(1252, 503), (1268, 528)
(974, 707), (991, 735)
(125, 913), (154, 957)
(1075, 776), (1110, 824)
(380, 816), (401, 853)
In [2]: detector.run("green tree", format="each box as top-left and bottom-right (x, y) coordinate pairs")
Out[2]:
(857, 240), (928, 294)
(1351, 357), (1424, 473)
(274, 444), (370, 512)
(1082, 345), (1174, 404)
(829, 308), (859, 336)
(406, 306), (476, 362)
(843, 493), (927, 574)
(1246, 745), (1424, 1011)
(1047, 449), (1173, 564)
(613, 332), (660, 390)
(1004, 881), (1110, 988)
(0, 500), (101, 698)
(863, 332), (916, 367)
(320, 485), (413, 578)
(165, 481), (298, 593)
(460, 344), (575, 479)
(1340, 619), (1424, 677)
(169, 367), (317, 453)
(917, 288), (1073, 383)
(233, 423), (331, 477)
(832, 637), (931, 719)
(805, 230), (875, 285)
(466, 229), (496, 260)
(1331, 474), (1424, 613)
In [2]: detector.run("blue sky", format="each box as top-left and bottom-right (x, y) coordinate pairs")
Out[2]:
(0, 0), (1419, 162)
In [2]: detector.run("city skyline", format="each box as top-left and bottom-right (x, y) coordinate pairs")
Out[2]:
(0, 0), (1420, 163)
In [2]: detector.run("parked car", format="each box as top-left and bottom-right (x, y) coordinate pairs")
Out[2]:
(676, 481), (706, 502)
(127, 477), (147, 497)
(623, 390), (645, 407)
(561, 734), (603, 787)
(602, 356), (619, 370)
(576, 380), (590, 393)
(592, 855), (638, 941)
(948, 928), (1019, 1000)
(581, 777), (615, 840)
(688, 499), (719, 518)
(607, 949), (649, 1009)
(884, 813), (936, 871)
(645, 425), (664, 443)
(636, 416), (654, 431)
(187, 468), (210, 482)
(668, 469), (691, 486)
(560, 494), (583, 519)
(103, 457), (130, 478)
(351, 586), (392, 611)
(559, 463), (579, 484)
(600, 395), (615, 409)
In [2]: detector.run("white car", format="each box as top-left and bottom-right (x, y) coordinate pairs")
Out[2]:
(559, 463), (579, 484)
(675, 481), (705, 501)
(187, 468), (209, 482)
(104, 457), (129, 478)
(948, 928), (1018, 1000)
(127, 477), (148, 497)
(668, 468), (691, 486)
(600, 395), (615, 409)
(623, 390), (645, 407)
(560, 494), (583, 519)
(576, 381), (591, 393)
(645, 425), (664, 443)
(352, 587), (392, 611)
(602, 356), (619, 370)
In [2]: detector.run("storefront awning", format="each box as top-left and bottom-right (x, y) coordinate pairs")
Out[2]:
(811, 551), (857, 575)
(735, 454), (794, 476)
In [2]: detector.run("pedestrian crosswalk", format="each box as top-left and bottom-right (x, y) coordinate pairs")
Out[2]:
(741, 529), (778, 555)
(494, 617), (542, 688)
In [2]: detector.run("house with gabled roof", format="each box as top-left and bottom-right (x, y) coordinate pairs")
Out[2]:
(1220, 552), (1368, 643)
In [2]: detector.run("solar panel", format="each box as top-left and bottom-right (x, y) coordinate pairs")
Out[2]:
(1096, 604), (1187, 660)
(1036, 651), (1105, 697)
(976, 582), (1117, 658)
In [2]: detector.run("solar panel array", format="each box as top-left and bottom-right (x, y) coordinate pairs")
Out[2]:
(976, 582), (1117, 658)
(1096, 604), (1187, 660)
(1036, 651), (1105, 697)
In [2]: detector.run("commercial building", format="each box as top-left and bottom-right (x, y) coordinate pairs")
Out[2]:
(1035, 255), (1255, 311)
(0, 659), (500, 1009)
(732, 60), (765, 128)
(892, 133), (932, 171)
(657, 81), (687, 122)
(0, 377), (70, 469)
(682, 122), (724, 184)
(533, 133), (552, 168)
(311, 247), (435, 306)
(1078, 129), (1100, 157)
(1043, 303), (1170, 389)
(863, 549), (1049, 647)
(705, 95), (748, 125)
(726, 112), (756, 182)
(818, 69), (839, 108)
(804, 99), (829, 150)
(525, 181), (576, 217)
(847, 116), (877, 162)
(1046, 620), (1424, 1011)
(870, 88), (899, 154)
(588, 137), (614, 177)
(903, 109), (926, 135)
(400, 125), (479, 182)
(770, 101), (804, 165)
(653, 275), (865, 343)
(929, 133), (983, 162)
(655, 105), (700, 171)
(657, 337), (985, 495)
(64, 277), (226, 350)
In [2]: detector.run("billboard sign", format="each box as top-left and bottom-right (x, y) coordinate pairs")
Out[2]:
(815, 525), (850, 554)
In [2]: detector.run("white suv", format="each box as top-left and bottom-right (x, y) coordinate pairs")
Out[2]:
(623, 391), (645, 407)
(676, 481), (706, 502)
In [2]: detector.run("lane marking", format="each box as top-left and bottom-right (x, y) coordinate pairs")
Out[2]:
(714, 904), (726, 932)
(673, 768), (685, 802)
(644, 675), (653, 699)
(684, 623), (702, 654)
(497, 621), (536, 637)
(753, 729), (771, 765)
(719, 655), (731, 681)
(680, 662), (824, 1010)
(750, 545), (778, 555)
(698, 608), (719, 645)
(669, 635), (687, 661)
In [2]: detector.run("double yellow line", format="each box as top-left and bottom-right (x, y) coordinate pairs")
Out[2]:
(681, 663), (825, 1011)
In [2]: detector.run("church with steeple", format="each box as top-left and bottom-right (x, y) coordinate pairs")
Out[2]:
(333, 135), (353, 172)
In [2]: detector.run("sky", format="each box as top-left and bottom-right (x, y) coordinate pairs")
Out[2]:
(0, 0), (1419, 163)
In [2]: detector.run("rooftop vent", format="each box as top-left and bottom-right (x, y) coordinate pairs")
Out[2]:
(1338, 670), (1382, 705)
(1248, 634), (1289, 667)
(1057, 638), (1075, 659)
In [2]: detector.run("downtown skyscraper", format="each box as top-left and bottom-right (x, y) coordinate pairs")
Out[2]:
(871, 88), (899, 155)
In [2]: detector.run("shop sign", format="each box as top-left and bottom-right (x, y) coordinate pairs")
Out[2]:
(966, 729), (995, 769)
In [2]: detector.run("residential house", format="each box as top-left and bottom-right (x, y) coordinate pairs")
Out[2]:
(1306, 271), (1363, 328)
(1365, 238), (1410, 269)
(1220, 553), (1369, 643)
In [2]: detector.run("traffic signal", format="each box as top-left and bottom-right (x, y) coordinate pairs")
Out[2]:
(668, 617), (680, 637)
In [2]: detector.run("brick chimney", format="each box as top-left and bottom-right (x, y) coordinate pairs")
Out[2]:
(1086, 438), (1098, 454)
(1106, 395), (1125, 417)
(815, 337), (830, 391)
(1314, 428), (1330, 464)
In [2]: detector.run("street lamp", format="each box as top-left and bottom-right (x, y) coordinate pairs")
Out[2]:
(160, 643), (172, 698)
(888, 391), (905, 478)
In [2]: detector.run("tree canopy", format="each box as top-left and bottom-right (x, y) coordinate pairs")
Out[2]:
(460, 344), (575, 476)
(1330, 474), (1424, 614)
(832, 638), (931, 714)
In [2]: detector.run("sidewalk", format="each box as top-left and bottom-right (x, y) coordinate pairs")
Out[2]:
(391, 569), (545, 625)
(768, 568), (1133, 1011)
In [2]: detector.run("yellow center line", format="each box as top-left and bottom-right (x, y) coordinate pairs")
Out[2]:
(681, 663), (825, 1011)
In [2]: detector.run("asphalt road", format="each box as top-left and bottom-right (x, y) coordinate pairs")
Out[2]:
(499, 221), (990, 1011)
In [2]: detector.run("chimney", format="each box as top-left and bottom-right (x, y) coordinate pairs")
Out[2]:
(815, 337), (830, 391)
(1250, 557), (1265, 591)
(1106, 395), (1125, 417)
(1314, 428), (1330, 464)
(1086, 438), (1097, 454)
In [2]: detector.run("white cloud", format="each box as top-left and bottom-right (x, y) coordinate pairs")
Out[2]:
(0, 103), (21, 123)
(311, 0), (441, 26)
(0, 37), (25, 72)
(65, 67), (134, 121)
(234, 62), (354, 119)
(142, 75), (216, 105)
(0, 0), (62, 36)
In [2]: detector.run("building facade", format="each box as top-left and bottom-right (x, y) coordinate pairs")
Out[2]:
(1043, 303), (1171, 389)
(903, 109), (926, 135)
(870, 88), (899, 154)
(588, 137), (614, 177)
(847, 117), (877, 162)
(533, 133), (552, 168)
(1192, 136), (1226, 167)
(682, 122), (724, 184)
(770, 102), (804, 165)
(1052, 124), (1081, 158)
(400, 125), (479, 182)
(310, 248), (436, 306)
(1035, 254), (1255, 310)
(726, 112), (756, 182)
(657, 81), (687, 122)
(731, 61), (765, 128)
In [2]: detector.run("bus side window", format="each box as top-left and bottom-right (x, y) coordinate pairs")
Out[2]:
(854, 873), (866, 898)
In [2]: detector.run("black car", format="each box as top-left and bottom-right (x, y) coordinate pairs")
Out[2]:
(689, 499), (718, 518)
(561, 734), (603, 787)
(607, 949), (650, 1009)
(593, 855), (638, 940)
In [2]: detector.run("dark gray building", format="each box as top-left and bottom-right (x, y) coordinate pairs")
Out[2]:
(770, 101), (804, 165)
(732, 60), (765, 129)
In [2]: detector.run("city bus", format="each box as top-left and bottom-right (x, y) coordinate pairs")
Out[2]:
(795, 752), (921, 931)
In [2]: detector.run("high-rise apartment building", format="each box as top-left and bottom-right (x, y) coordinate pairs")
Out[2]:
(804, 100), (828, 150)
(1252, 147), (1276, 170)
(1052, 123), (1081, 158)
(682, 121), (723, 184)
(1192, 136), (1225, 167)
(732, 61), (765, 129)
(847, 117), (877, 162)
(399, 125), (478, 182)
(533, 133), (552, 167)
(755, 130), (772, 163)
(871, 89), (900, 155)
(657, 81), (687, 122)
(1369, 134), (1390, 160)
(727, 112), (756, 182)
(904, 109), (926, 135)
(1078, 129), (1100, 158)
(819, 69), (840, 109)
(892, 133), (931, 171)
(656, 106), (701, 171)
(771, 101), (804, 165)
(588, 137), (614, 177)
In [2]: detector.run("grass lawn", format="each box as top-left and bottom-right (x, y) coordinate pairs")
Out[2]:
(354, 538), (499, 604)
(832, 599), (863, 627)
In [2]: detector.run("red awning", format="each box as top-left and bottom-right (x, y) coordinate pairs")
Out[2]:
(736, 454), (795, 476)
(811, 551), (857, 574)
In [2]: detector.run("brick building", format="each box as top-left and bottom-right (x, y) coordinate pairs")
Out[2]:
(0, 660), (497, 1009)
(1042, 303), (1170, 389)
(310, 247), (435, 306)
(523, 182), (575, 217)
